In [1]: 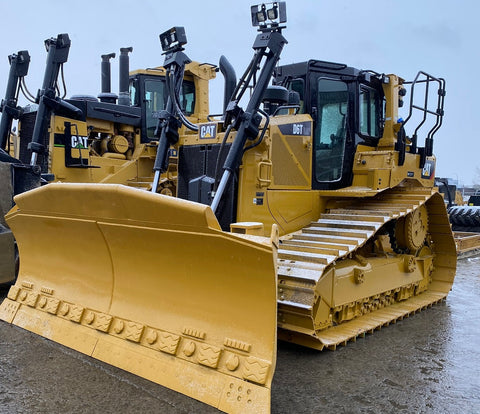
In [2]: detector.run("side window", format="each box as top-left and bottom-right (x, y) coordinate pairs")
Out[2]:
(144, 79), (166, 139)
(129, 79), (137, 106)
(180, 81), (195, 116)
(315, 79), (349, 182)
(359, 86), (383, 138)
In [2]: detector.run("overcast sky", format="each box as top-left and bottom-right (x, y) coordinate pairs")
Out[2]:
(1, 0), (478, 184)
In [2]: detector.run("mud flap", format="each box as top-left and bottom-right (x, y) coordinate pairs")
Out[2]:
(0, 183), (278, 413)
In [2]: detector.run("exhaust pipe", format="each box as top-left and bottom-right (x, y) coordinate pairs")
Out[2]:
(118, 47), (133, 106)
(219, 55), (236, 114)
(98, 53), (117, 103)
(101, 52), (115, 93)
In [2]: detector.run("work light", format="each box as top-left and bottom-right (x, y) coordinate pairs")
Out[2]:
(251, 2), (286, 27)
(159, 27), (187, 52)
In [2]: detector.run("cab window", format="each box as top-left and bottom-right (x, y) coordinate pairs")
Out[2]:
(129, 80), (137, 106)
(359, 86), (383, 138)
(144, 79), (166, 139)
(180, 81), (195, 115)
(315, 79), (349, 182)
(143, 79), (195, 139)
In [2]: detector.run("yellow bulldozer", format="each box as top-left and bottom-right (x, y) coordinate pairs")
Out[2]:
(0, 31), (229, 284)
(4, 33), (218, 192)
(0, 2), (456, 413)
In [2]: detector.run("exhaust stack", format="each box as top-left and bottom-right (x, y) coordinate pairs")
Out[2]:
(219, 55), (237, 115)
(118, 47), (132, 106)
(98, 53), (117, 103)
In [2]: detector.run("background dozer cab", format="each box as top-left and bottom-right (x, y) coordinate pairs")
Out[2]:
(0, 2), (456, 413)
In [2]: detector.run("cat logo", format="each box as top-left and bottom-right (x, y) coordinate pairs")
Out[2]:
(421, 159), (435, 179)
(199, 123), (216, 139)
(71, 135), (88, 149)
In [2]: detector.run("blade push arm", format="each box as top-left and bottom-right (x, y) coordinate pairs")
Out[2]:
(0, 51), (30, 150)
(211, 7), (287, 214)
(28, 34), (82, 166)
(151, 27), (191, 192)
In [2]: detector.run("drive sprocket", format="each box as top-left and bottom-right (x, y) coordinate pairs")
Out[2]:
(395, 204), (428, 253)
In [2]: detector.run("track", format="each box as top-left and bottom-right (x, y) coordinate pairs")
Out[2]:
(276, 186), (457, 350)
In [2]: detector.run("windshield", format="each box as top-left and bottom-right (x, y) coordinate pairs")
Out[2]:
(315, 78), (349, 182)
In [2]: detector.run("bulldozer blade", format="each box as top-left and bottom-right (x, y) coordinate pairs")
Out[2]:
(0, 183), (278, 414)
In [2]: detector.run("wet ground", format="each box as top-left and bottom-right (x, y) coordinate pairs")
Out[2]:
(1, 258), (479, 414)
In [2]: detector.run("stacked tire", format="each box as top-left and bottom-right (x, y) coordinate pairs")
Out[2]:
(448, 205), (480, 232)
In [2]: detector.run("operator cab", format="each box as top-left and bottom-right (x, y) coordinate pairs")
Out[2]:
(128, 71), (196, 142)
(274, 60), (386, 190)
